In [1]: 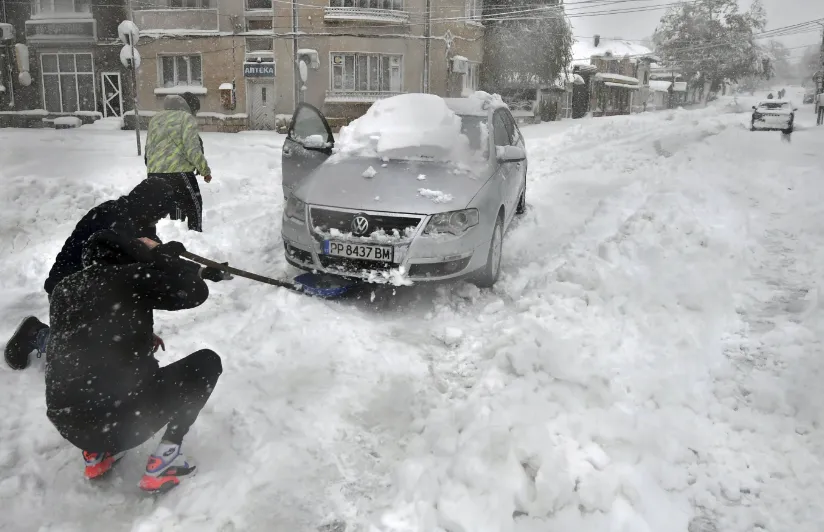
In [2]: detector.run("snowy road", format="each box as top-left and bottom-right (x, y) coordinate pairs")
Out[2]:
(1, 91), (823, 532)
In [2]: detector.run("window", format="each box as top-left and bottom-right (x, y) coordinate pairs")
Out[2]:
(159, 55), (202, 88)
(169, 0), (211, 8)
(246, 37), (273, 53)
(331, 53), (402, 93)
(492, 111), (511, 147)
(40, 53), (95, 113)
(246, 0), (272, 8)
(466, 0), (482, 22)
(34, 0), (90, 14)
(246, 18), (273, 30)
(462, 62), (479, 94)
(329, 0), (403, 10)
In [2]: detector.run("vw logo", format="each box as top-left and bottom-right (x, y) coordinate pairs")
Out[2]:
(351, 214), (370, 236)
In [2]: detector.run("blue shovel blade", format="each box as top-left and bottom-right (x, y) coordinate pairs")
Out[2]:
(294, 273), (358, 298)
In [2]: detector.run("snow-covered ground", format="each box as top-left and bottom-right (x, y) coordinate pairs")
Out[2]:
(1, 88), (823, 532)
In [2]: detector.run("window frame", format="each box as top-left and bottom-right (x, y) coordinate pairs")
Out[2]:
(39, 52), (96, 113)
(462, 61), (480, 95)
(157, 53), (203, 88)
(245, 0), (272, 9)
(465, 0), (482, 22)
(329, 52), (403, 93)
(34, 0), (90, 15)
(328, 0), (403, 10)
(168, 0), (212, 8)
(245, 36), (274, 53)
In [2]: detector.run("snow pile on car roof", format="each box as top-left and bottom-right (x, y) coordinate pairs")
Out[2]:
(334, 93), (477, 163)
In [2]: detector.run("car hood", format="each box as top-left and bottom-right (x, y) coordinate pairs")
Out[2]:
(293, 157), (490, 215)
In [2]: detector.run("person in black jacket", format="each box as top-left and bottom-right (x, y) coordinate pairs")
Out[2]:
(4, 177), (176, 370)
(46, 230), (228, 493)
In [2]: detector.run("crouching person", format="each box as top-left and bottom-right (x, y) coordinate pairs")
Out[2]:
(44, 230), (230, 493)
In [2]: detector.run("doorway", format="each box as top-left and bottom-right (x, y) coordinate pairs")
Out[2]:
(101, 72), (123, 117)
(247, 80), (276, 130)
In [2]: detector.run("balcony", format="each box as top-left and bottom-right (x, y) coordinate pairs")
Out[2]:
(132, 8), (219, 33)
(25, 19), (97, 44)
(325, 90), (403, 103)
(323, 7), (409, 24)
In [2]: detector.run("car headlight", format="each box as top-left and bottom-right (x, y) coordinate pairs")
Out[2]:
(285, 195), (306, 223)
(423, 209), (479, 236)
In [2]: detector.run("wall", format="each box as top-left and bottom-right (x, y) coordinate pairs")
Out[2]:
(134, 36), (246, 115)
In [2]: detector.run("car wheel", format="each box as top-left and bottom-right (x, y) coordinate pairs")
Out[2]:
(473, 214), (503, 288)
(516, 180), (527, 215)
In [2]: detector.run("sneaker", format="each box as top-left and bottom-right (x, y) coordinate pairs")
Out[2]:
(138, 441), (197, 494)
(83, 450), (126, 480)
(4, 316), (48, 370)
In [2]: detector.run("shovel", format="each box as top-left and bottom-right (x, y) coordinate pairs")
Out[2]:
(182, 251), (356, 298)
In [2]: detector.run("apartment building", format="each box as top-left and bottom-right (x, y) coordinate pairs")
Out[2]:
(0, 0), (131, 126)
(127, 0), (484, 131)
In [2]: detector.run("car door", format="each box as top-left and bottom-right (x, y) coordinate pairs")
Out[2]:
(492, 110), (519, 220)
(282, 103), (335, 199)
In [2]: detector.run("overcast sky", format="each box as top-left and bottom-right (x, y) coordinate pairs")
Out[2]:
(569, 0), (824, 61)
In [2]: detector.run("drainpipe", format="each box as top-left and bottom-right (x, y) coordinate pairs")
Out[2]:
(292, 0), (299, 107)
(423, 0), (430, 93)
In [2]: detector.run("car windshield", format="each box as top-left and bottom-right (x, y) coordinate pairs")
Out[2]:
(759, 102), (788, 110)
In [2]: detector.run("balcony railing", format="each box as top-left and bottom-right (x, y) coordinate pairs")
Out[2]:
(325, 90), (403, 103)
(132, 8), (219, 32)
(323, 7), (409, 24)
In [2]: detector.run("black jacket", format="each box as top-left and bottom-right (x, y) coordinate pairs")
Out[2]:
(45, 231), (209, 414)
(44, 178), (176, 296)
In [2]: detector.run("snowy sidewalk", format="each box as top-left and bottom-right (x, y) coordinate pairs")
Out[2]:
(1, 98), (823, 532)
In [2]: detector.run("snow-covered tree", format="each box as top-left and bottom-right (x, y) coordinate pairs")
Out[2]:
(480, 0), (573, 89)
(653, 0), (769, 94)
(766, 40), (792, 81)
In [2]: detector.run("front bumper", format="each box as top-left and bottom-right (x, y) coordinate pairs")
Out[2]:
(282, 206), (489, 283)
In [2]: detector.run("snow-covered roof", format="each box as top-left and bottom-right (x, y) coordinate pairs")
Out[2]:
(571, 38), (655, 68)
(594, 72), (639, 85)
(443, 91), (507, 116)
(219, 83), (233, 90)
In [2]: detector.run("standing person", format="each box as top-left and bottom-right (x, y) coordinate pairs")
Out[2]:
(45, 230), (230, 492)
(4, 177), (177, 370)
(145, 92), (212, 233)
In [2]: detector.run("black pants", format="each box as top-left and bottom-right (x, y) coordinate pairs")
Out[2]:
(49, 350), (222, 454)
(150, 172), (203, 232)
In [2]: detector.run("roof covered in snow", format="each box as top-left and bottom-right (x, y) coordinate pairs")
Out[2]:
(571, 38), (656, 68)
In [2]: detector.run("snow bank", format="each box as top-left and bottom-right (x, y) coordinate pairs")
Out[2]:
(333, 93), (477, 165)
(417, 188), (453, 204)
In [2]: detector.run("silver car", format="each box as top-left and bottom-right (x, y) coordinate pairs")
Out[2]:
(280, 93), (527, 287)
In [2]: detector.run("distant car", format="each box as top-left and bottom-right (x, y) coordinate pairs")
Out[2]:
(279, 92), (528, 288)
(803, 90), (815, 105)
(750, 100), (796, 134)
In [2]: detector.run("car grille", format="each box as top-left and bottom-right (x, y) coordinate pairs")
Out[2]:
(319, 255), (394, 273)
(309, 207), (422, 239)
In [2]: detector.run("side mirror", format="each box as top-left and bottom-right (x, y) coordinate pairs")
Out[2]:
(302, 134), (328, 149)
(496, 145), (526, 163)
(752, 106), (757, 110)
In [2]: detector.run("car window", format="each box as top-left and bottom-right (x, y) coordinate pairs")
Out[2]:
(290, 105), (331, 142)
(501, 110), (519, 144)
(493, 112), (511, 147)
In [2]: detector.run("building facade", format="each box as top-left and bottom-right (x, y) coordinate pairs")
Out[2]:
(127, 0), (484, 131)
(0, 0), (132, 126)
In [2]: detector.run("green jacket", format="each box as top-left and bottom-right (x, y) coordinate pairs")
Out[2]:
(145, 95), (211, 176)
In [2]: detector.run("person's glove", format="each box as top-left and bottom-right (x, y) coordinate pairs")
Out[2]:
(154, 241), (186, 258)
(201, 264), (232, 282)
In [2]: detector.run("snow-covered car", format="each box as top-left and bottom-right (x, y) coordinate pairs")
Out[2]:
(803, 90), (815, 105)
(280, 92), (527, 287)
(750, 100), (797, 133)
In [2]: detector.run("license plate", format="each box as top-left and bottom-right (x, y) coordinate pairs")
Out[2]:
(323, 241), (394, 262)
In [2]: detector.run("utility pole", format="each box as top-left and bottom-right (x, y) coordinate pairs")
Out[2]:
(423, 0), (430, 93)
(292, 0), (299, 108)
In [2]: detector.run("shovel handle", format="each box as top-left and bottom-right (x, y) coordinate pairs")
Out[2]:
(182, 251), (304, 292)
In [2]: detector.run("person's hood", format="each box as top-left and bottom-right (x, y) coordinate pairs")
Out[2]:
(163, 95), (192, 113)
(125, 177), (177, 222)
(81, 230), (152, 269)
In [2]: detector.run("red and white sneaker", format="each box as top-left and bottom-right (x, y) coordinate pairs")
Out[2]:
(138, 442), (196, 494)
(83, 450), (126, 480)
